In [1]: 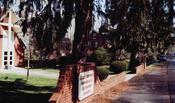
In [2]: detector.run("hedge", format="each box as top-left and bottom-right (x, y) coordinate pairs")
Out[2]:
(110, 60), (129, 73)
(96, 66), (110, 81)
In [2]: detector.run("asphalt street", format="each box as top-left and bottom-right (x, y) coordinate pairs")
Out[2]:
(112, 57), (175, 103)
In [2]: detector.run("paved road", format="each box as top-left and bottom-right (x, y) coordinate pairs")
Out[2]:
(112, 61), (175, 103)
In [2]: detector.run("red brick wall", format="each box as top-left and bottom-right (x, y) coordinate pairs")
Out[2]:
(49, 63), (126, 103)
(14, 34), (25, 67)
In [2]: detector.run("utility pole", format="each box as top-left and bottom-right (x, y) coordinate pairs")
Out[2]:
(7, 10), (12, 69)
(27, 35), (30, 81)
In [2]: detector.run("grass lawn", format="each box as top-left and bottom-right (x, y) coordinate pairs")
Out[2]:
(0, 72), (58, 103)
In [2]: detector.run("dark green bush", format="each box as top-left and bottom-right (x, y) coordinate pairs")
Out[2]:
(110, 60), (129, 73)
(95, 47), (111, 65)
(96, 66), (110, 81)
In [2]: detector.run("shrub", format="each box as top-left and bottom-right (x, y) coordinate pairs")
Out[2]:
(95, 47), (111, 65)
(114, 50), (131, 61)
(96, 66), (110, 81)
(110, 60), (129, 73)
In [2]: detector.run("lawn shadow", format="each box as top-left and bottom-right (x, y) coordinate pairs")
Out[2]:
(0, 79), (55, 103)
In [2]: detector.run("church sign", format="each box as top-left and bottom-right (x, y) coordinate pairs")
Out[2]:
(78, 70), (94, 101)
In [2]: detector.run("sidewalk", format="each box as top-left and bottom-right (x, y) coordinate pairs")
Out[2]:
(0, 67), (59, 79)
(112, 62), (175, 103)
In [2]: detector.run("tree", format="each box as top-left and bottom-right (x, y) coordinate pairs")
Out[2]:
(72, 0), (93, 56)
(104, 0), (152, 70)
(103, 0), (174, 70)
(0, 0), (96, 63)
(1, 0), (174, 68)
(151, 0), (175, 53)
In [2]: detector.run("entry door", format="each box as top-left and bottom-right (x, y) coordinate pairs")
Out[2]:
(3, 51), (13, 66)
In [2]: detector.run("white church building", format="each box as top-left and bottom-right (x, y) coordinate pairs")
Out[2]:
(0, 10), (26, 68)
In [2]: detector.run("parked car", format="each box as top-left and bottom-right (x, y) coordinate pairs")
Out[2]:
(158, 55), (167, 62)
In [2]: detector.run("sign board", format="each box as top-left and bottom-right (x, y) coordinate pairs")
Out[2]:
(78, 70), (94, 100)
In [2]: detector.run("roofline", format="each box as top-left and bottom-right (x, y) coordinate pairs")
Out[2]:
(0, 10), (10, 22)
(15, 33), (27, 49)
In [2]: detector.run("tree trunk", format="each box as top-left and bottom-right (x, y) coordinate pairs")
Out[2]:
(72, 0), (93, 57)
(72, 0), (84, 56)
(168, 0), (174, 26)
(129, 41), (139, 72)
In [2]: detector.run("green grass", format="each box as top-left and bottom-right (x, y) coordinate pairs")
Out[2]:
(125, 70), (132, 74)
(97, 65), (110, 68)
(96, 65), (113, 73)
(0, 73), (58, 87)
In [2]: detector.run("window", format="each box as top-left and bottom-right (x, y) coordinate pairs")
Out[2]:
(3, 51), (13, 66)
(4, 57), (7, 60)
(10, 61), (12, 65)
(4, 51), (8, 65)
(4, 51), (7, 55)
(9, 51), (13, 65)
(4, 62), (7, 65)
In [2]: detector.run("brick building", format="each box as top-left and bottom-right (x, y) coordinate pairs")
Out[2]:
(80, 31), (108, 50)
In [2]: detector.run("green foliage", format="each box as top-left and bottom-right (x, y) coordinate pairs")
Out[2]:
(115, 50), (131, 60)
(95, 47), (111, 65)
(110, 60), (129, 73)
(146, 48), (159, 61)
(96, 66), (110, 81)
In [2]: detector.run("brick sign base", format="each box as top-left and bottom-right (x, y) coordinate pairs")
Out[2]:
(49, 63), (126, 103)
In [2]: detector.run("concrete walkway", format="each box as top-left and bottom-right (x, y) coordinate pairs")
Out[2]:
(112, 62), (175, 103)
(0, 67), (59, 79)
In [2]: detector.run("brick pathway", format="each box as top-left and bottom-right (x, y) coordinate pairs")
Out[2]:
(112, 62), (175, 103)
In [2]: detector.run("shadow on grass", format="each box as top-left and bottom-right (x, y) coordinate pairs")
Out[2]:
(0, 79), (55, 103)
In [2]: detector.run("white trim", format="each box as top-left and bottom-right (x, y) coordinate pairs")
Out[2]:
(0, 23), (20, 27)
(1, 35), (4, 68)
(2, 34), (4, 68)
(0, 10), (9, 21)
(7, 10), (12, 66)
(0, 10), (15, 68)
